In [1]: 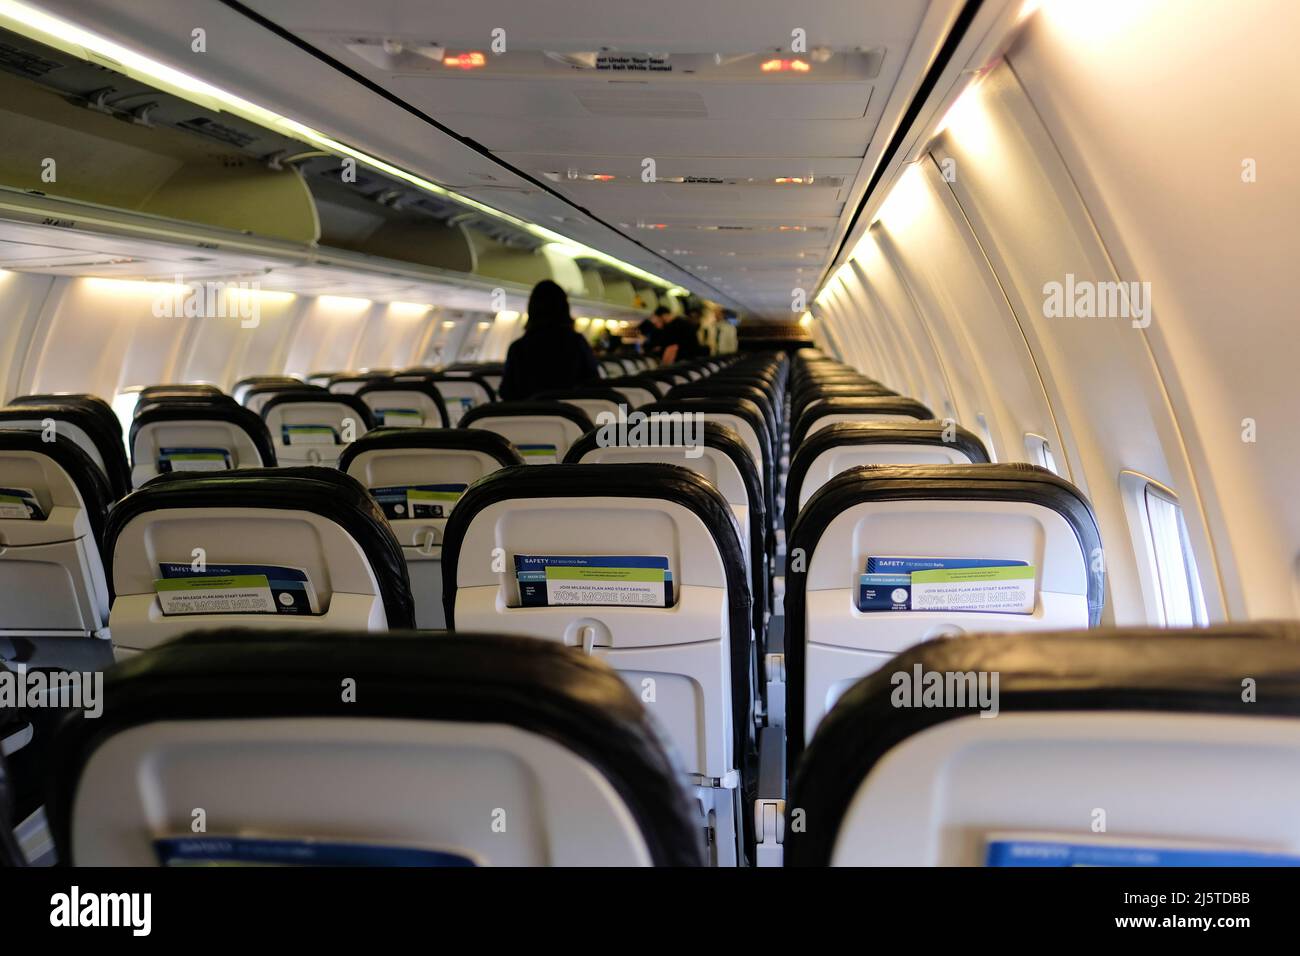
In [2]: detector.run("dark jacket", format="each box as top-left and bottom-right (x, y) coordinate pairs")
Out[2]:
(499, 329), (600, 399)
(659, 317), (706, 361)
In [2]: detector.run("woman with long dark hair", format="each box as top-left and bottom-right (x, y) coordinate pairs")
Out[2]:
(498, 280), (600, 399)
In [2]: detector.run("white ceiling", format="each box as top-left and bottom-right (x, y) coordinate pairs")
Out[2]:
(36, 0), (953, 317)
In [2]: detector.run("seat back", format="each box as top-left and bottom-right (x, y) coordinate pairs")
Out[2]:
(565, 421), (768, 637)
(785, 463), (1104, 763)
(231, 376), (302, 405)
(791, 396), (935, 450)
(328, 373), (389, 396)
(49, 628), (706, 866)
(532, 387), (629, 424)
(788, 623), (1300, 866)
(104, 467), (414, 656)
(355, 382), (450, 429)
(260, 394), (374, 467)
(128, 402), (276, 488)
(442, 463), (753, 865)
(242, 383), (326, 416)
(641, 399), (772, 512)
(340, 428), (522, 628)
(0, 406), (131, 500)
(10, 394), (122, 450)
(0, 432), (112, 652)
(603, 376), (665, 408)
(458, 402), (593, 464)
(785, 422), (991, 532)
(422, 373), (497, 424)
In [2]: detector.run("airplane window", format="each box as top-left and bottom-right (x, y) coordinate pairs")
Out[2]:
(1142, 484), (1208, 627)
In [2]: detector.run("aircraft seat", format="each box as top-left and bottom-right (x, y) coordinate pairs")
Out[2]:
(339, 427), (522, 628)
(458, 401), (593, 464)
(0, 431), (113, 657)
(232, 376), (302, 405)
(47, 628), (706, 866)
(420, 373), (497, 425)
(787, 622), (1300, 866)
(441, 462), (754, 865)
(531, 386), (630, 423)
(355, 381), (450, 429)
(791, 396), (935, 450)
(565, 421), (769, 643)
(241, 383), (326, 416)
(103, 467), (414, 656)
(9, 394), (123, 449)
(602, 375), (666, 408)
(260, 393), (374, 467)
(784, 422), (991, 533)
(785, 462), (1104, 767)
(0, 405), (131, 500)
(128, 401), (276, 488)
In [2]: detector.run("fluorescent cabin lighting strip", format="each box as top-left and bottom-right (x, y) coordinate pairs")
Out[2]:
(0, 0), (682, 292)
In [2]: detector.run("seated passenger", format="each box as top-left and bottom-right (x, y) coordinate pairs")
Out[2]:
(498, 280), (599, 400)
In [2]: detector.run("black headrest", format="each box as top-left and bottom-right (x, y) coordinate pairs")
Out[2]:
(784, 421), (991, 532)
(134, 395), (243, 420)
(128, 401), (277, 469)
(601, 375), (667, 402)
(259, 392), (376, 430)
(0, 430), (112, 545)
(667, 381), (776, 423)
(791, 396), (934, 449)
(442, 362), (505, 374)
(102, 467), (414, 627)
(459, 401), (594, 434)
(640, 398), (772, 481)
(46, 627), (705, 867)
(338, 427), (523, 473)
(531, 386), (631, 408)
(424, 373), (498, 402)
(234, 376), (301, 391)
(787, 621), (1300, 866)
(354, 381), (450, 428)
(10, 393), (121, 444)
(138, 384), (224, 401)
(0, 405), (130, 500)
(440, 462), (752, 776)
(240, 383), (326, 407)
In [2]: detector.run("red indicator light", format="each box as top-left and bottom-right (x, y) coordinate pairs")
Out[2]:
(444, 51), (486, 69)
(761, 58), (811, 73)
